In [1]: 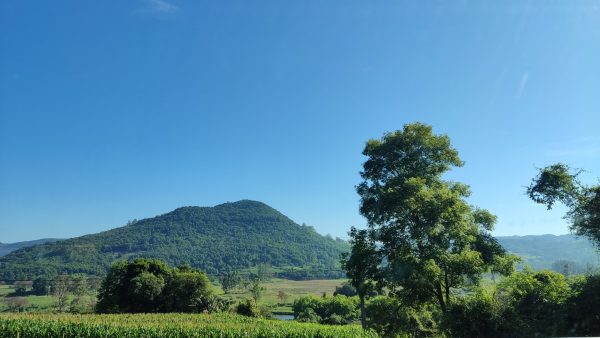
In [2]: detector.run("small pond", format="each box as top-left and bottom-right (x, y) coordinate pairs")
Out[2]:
(273, 314), (295, 321)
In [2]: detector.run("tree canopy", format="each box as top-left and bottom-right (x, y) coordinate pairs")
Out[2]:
(527, 163), (600, 246)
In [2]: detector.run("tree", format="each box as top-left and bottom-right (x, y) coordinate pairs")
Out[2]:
(161, 266), (212, 312)
(52, 274), (71, 312)
(277, 290), (289, 304)
(248, 275), (265, 302)
(69, 274), (90, 313)
(32, 277), (51, 296)
(257, 263), (273, 281)
(340, 227), (379, 330)
(356, 123), (515, 314)
(220, 271), (242, 294)
(95, 258), (213, 313)
(333, 282), (358, 297)
(12, 281), (31, 296)
(527, 163), (600, 246)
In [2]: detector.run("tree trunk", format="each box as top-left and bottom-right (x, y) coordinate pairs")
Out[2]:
(435, 283), (446, 313)
(359, 295), (367, 331)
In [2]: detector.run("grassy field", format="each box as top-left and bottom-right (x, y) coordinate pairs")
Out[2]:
(215, 278), (346, 313)
(0, 278), (346, 314)
(0, 312), (377, 337)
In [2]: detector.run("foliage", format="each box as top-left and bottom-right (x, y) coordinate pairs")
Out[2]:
(497, 269), (572, 337)
(0, 312), (379, 337)
(365, 296), (440, 337)
(31, 278), (51, 296)
(340, 227), (379, 329)
(333, 282), (357, 297)
(235, 299), (261, 317)
(0, 200), (348, 280)
(276, 290), (290, 304)
(292, 295), (359, 325)
(220, 271), (242, 294)
(247, 275), (265, 302)
(528, 163), (600, 246)
(52, 275), (70, 312)
(444, 289), (513, 338)
(566, 274), (600, 336)
(355, 123), (516, 314)
(95, 258), (212, 313)
(444, 271), (600, 337)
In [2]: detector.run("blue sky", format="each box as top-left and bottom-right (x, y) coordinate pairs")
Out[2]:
(1, 0), (599, 242)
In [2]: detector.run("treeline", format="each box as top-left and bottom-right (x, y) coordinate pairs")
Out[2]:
(2, 274), (100, 313)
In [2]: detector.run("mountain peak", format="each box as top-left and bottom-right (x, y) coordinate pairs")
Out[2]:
(0, 200), (348, 280)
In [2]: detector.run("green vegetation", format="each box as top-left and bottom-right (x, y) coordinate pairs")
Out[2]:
(292, 295), (359, 325)
(96, 258), (213, 313)
(0, 313), (377, 337)
(354, 123), (516, 314)
(0, 239), (61, 257)
(0, 200), (348, 280)
(528, 163), (600, 246)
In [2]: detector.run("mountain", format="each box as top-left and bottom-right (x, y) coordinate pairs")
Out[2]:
(0, 238), (62, 257)
(497, 234), (600, 272)
(0, 200), (349, 280)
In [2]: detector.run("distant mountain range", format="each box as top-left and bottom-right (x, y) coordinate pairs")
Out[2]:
(0, 200), (349, 280)
(1, 204), (598, 280)
(0, 238), (61, 257)
(497, 234), (599, 272)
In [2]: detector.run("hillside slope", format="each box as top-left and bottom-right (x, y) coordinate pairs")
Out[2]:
(0, 200), (349, 280)
(0, 238), (61, 257)
(497, 234), (599, 272)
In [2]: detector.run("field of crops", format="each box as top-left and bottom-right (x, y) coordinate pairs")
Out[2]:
(0, 312), (378, 338)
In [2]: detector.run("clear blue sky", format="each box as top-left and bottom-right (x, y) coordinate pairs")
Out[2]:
(1, 1), (599, 243)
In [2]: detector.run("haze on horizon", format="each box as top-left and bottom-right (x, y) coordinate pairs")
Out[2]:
(1, 1), (599, 243)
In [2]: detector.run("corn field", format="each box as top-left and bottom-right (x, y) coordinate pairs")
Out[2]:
(0, 313), (378, 337)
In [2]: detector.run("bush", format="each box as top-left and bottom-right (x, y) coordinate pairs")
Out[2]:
(196, 294), (231, 313)
(333, 283), (357, 297)
(365, 296), (440, 337)
(444, 290), (515, 338)
(498, 269), (571, 337)
(567, 274), (600, 336)
(292, 295), (359, 325)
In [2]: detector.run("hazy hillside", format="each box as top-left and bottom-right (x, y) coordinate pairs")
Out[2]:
(0, 200), (349, 280)
(497, 234), (600, 272)
(0, 238), (61, 257)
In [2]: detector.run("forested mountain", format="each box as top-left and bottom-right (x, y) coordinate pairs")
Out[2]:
(497, 234), (600, 272)
(0, 200), (349, 280)
(0, 238), (61, 257)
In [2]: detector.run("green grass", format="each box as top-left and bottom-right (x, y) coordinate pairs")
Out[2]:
(0, 286), (12, 297)
(0, 312), (378, 337)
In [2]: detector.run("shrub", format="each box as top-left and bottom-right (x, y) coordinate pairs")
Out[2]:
(567, 274), (600, 336)
(292, 295), (359, 325)
(365, 296), (440, 337)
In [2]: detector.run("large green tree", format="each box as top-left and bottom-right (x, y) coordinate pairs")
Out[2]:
(356, 123), (515, 313)
(96, 258), (212, 313)
(527, 163), (600, 246)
